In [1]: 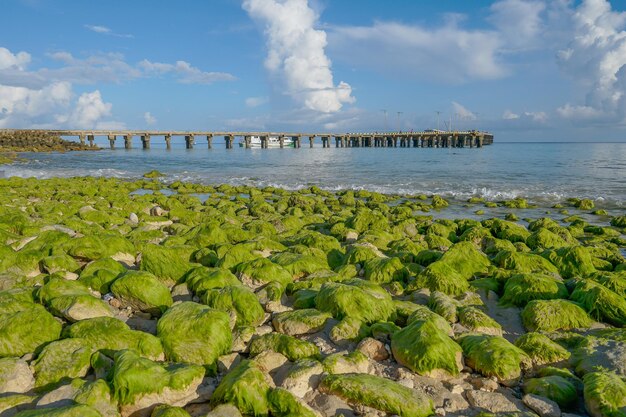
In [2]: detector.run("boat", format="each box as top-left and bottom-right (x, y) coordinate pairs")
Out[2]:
(239, 135), (295, 148)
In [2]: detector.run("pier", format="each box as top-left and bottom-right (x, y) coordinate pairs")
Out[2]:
(5, 129), (494, 150)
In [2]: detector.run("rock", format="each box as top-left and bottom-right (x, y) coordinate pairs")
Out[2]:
(234, 258), (293, 287)
(521, 299), (593, 332)
(249, 333), (320, 362)
(330, 317), (371, 346)
(202, 286), (266, 327)
(413, 261), (469, 296)
(465, 390), (525, 413)
(315, 279), (395, 324)
(211, 360), (271, 416)
(515, 333), (571, 367)
(0, 393), (36, 416)
(500, 273), (568, 307)
(0, 357), (35, 393)
(36, 381), (83, 408)
(156, 302), (231, 373)
(151, 405), (192, 416)
(524, 375), (578, 410)
(126, 316), (158, 334)
(140, 244), (194, 286)
(319, 373), (433, 417)
(112, 350), (205, 417)
(205, 404), (243, 417)
(523, 394), (561, 417)
(171, 284), (192, 303)
(469, 377), (499, 392)
(311, 393), (356, 417)
(129, 213), (139, 224)
(255, 350), (290, 374)
(583, 371), (626, 417)
(32, 338), (93, 391)
(272, 308), (331, 336)
(0, 303), (62, 357)
(268, 387), (322, 417)
(391, 318), (463, 378)
(357, 337), (389, 361)
(323, 351), (372, 375)
(570, 279), (626, 327)
(110, 270), (173, 316)
(16, 404), (104, 416)
(217, 353), (242, 374)
(280, 359), (324, 398)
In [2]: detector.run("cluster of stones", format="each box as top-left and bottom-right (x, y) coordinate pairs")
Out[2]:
(0, 130), (95, 153)
(0, 174), (625, 417)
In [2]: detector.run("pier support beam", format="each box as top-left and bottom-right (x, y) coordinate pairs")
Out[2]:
(87, 135), (95, 147)
(279, 136), (285, 148)
(244, 136), (251, 149)
(108, 135), (116, 149)
(185, 135), (195, 149)
(477, 136), (483, 148)
(225, 135), (233, 149)
(321, 136), (329, 148)
(207, 135), (213, 149)
(124, 135), (132, 149)
(141, 134), (151, 149)
(261, 136), (268, 149)
(308, 136), (314, 148)
(79, 134), (86, 146)
(165, 134), (172, 150)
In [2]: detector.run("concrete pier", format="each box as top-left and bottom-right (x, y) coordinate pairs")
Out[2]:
(40, 129), (493, 151)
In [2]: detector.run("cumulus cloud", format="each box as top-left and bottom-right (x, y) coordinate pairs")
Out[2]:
(452, 101), (477, 120)
(502, 110), (520, 119)
(0, 47), (31, 70)
(63, 90), (112, 128)
(524, 111), (548, 123)
(144, 111), (156, 125)
(488, 0), (546, 51)
(242, 0), (355, 113)
(556, 0), (626, 121)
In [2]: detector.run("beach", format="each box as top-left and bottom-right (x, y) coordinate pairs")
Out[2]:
(0, 174), (624, 417)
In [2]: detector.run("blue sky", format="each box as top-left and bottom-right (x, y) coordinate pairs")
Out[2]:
(2, 0), (626, 141)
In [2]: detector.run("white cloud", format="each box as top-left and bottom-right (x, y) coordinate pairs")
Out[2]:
(556, 0), (626, 121)
(144, 111), (156, 125)
(0, 47), (31, 71)
(488, 0), (546, 51)
(452, 101), (477, 120)
(138, 59), (235, 84)
(524, 111), (548, 123)
(64, 90), (112, 129)
(84, 24), (133, 38)
(502, 110), (520, 119)
(242, 0), (355, 113)
(245, 96), (268, 107)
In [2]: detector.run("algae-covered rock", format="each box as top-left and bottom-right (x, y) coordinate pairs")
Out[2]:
(0, 357), (34, 394)
(363, 257), (408, 284)
(521, 299), (593, 332)
(391, 317), (463, 377)
(184, 266), (240, 294)
(202, 285), (265, 327)
(48, 294), (114, 323)
(413, 261), (469, 296)
(0, 303), (62, 357)
(268, 387), (321, 417)
(33, 338), (93, 391)
(140, 244), (194, 285)
(152, 405), (191, 417)
(73, 378), (119, 417)
(13, 404), (104, 417)
(572, 335), (626, 377)
(272, 308), (331, 336)
(527, 228), (569, 250)
(514, 333), (570, 366)
(458, 306), (503, 336)
(269, 252), (328, 278)
(249, 333), (319, 361)
(319, 373), (433, 417)
(439, 241), (491, 279)
(500, 273), (569, 307)
(78, 257), (127, 293)
(330, 317), (371, 346)
(583, 372), (626, 417)
(157, 302), (231, 372)
(234, 258), (293, 287)
(524, 376), (577, 409)
(459, 334), (530, 385)
(211, 360), (271, 416)
(570, 279), (626, 326)
(493, 250), (560, 275)
(427, 291), (459, 323)
(112, 350), (204, 415)
(111, 270), (173, 316)
(66, 316), (164, 360)
(315, 279), (395, 324)
(543, 246), (597, 278)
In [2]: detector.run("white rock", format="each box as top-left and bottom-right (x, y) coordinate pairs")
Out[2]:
(0, 358), (35, 394)
(129, 212), (139, 224)
(466, 390), (524, 413)
(523, 394), (561, 417)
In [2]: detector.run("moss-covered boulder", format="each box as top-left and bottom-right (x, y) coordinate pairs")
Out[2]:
(439, 241), (491, 279)
(514, 333), (570, 366)
(524, 375), (578, 410)
(543, 246), (597, 278)
(521, 299), (593, 332)
(363, 257), (408, 284)
(269, 252), (328, 278)
(500, 273), (569, 307)
(111, 349), (205, 416)
(267, 387), (320, 417)
(458, 306), (503, 336)
(0, 302), (61, 357)
(13, 404), (104, 417)
(583, 372), (626, 417)
(572, 335), (626, 377)
(184, 266), (240, 294)
(272, 309), (331, 336)
(459, 334), (530, 385)
(319, 373), (433, 417)
(249, 333), (319, 361)
(78, 257), (127, 293)
(111, 270), (173, 316)
(413, 261), (469, 296)
(202, 285), (265, 327)
(527, 228), (569, 250)
(315, 279), (395, 324)
(329, 317), (371, 346)
(570, 279), (626, 326)
(140, 244), (194, 285)
(32, 338), (93, 391)
(391, 318), (463, 377)
(234, 258), (293, 287)
(152, 405), (191, 417)
(493, 250), (560, 275)
(211, 360), (271, 416)
(157, 302), (231, 372)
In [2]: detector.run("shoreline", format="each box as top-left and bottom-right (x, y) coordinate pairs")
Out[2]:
(0, 175), (625, 416)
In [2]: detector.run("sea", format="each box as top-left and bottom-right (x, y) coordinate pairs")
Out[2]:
(2, 140), (625, 212)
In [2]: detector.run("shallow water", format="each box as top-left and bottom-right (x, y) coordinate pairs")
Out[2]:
(4, 141), (626, 209)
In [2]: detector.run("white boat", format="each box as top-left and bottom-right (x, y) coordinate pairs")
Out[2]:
(239, 135), (295, 148)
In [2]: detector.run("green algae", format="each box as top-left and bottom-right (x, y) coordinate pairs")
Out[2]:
(111, 270), (173, 316)
(211, 360), (271, 416)
(315, 279), (395, 324)
(202, 285), (265, 327)
(249, 333), (319, 361)
(583, 372), (626, 417)
(524, 375), (578, 409)
(459, 334), (530, 384)
(570, 279), (626, 326)
(0, 302), (62, 357)
(514, 332), (570, 366)
(521, 299), (593, 332)
(500, 273), (569, 307)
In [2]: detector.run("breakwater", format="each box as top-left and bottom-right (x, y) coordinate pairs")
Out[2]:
(13, 129), (494, 149)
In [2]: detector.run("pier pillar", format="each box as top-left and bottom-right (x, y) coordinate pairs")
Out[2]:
(469, 135), (474, 148)
(141, 134), (151, 149)
(225, 135), (233, 149)
(79, 134), (86, 146)
(261, 136), (268, 149)
(165, 134), (172, 150)
(124, 135), (132, 149)
(335, 137), (340, 148)
(356, 137), (361, 147)
(309, 136), (314, 148)
(477, 136), (483, 148)
(340, 136), (345, 148)
(279, 136), (285, 148)
(185, 135), (195, 149)
(244, 136), (251, 149)
(393, 137), (398, 147)
(108, 135), (116, 149)
(87, 135), (95, 147)
(295, 136), (301, 148)
(435, 136), (440, 148)
(207, 135), (213, 149)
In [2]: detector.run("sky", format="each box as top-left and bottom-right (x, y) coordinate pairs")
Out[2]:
(2, 0), (626, 141)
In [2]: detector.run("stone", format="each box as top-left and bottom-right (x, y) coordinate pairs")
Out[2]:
(311, 393), (356, 417)
(0, 357), (35, 394)
(205, 404), (243, 417)
(217, 353), (242, 374)
(280, 359), (324, 398)
(255, 350), (290, 374)
(523, 394), (561, 417)
(465, 390), (524, 413)
(357, 337), (389, 361)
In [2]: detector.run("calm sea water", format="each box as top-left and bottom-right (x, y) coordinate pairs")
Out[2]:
(3, 140), (626, 209)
